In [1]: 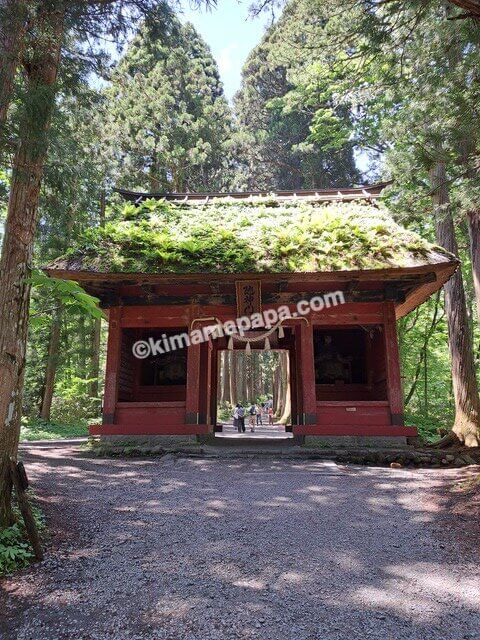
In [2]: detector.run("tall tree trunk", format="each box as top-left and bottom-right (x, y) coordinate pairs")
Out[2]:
(448, 0), (480, 19)
(430, 159), (480, 446)
(0, 0), (28, 151)
(39, 305), (62, 420)
(228, 351), (235, 404)
(88, 189), (105, 397)
(88, 318), (101, 397)
(221, 351), (229, 405)
(459, 139), (480, 323)
(0, 3), (64, 528)
(237, 353), (245, 403)
(467, 209), (480, 323)
(78, 313), (87, 377)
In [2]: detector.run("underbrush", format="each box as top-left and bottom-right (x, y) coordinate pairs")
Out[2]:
(20, 417), (90, 441)
(404, 412), (450, 444)
(0, 500), (46, 576)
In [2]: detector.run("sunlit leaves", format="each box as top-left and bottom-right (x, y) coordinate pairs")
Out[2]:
(29, 270), (103, 329)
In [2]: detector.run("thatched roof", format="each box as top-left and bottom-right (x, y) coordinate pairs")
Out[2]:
(47, 196), (454, 276)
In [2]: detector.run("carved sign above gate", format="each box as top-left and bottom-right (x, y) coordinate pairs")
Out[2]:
(235, 280), (262, 319)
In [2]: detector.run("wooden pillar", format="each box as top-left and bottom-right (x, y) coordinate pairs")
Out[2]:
(185, 342), (201, 424)
(210, 343), (218, 428)
(103, 307), (122, 424)
(299, 321), (317, 425)
(199, 341), (212, 427)
(384, 302), (404, 425)
(289, 343), (299, 425)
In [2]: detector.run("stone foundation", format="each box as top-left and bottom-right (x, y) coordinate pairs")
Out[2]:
(304, 435), (409, 449)
(91, 434), (199, 455)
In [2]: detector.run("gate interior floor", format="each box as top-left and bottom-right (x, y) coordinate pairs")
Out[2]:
(215, 423), (294, 439)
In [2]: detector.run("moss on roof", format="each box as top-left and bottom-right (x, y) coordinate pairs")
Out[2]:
(48, 197), (453, 275)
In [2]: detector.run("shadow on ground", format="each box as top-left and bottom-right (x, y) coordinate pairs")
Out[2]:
(1, 445), (479, 640)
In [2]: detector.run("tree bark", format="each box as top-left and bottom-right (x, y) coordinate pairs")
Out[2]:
(458, 139), (480, 323)
(467, 208), (480, 323)
(88, 191), (106, 396)
(0, 3), (64, 528)
(0, 0), (29, 152)
(228, 351), (235, 404)
(447, 0), (480, 19)
(39, 305), (62, 420)
(88, 317), (102, 397)
(430, 159), (480, 446)
(221, 351), (229, 405)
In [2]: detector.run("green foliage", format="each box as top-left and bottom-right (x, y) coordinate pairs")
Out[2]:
(50, 375), (102, 423)
(217, 402), (234, 422)
(20, 417), (89, 441)
(12, 70), (110, 421)
(266, 0), (480, 435)
(233, 0), (360, 190)
(0, 167), (8, 213)
(54, 198), (448, 274)
(102, 4), (234, 192)
(0, 524), (33, 576)
(0, 502), (45, 576)
(29, 270), (103, 329)
(405, 413), (449, 444)
(2, 0), (477, 442)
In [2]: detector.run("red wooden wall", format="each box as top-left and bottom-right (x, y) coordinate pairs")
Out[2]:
(90, 300), (416, 437)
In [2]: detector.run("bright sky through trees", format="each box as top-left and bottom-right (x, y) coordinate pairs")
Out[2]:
(179, 0), (271, 101)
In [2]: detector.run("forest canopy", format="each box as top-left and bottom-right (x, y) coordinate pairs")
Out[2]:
(102, 2), (234, 193)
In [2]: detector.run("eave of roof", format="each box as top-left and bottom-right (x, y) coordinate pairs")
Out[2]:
(43, 259), (459, 318)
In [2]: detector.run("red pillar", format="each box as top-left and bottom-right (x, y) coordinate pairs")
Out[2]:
(299, 321), (317, 425)
(185, 342), (201, 425)
(199, 341), (213, 427)
(384, 302), (404, 426)
(103, 307), (122, 424)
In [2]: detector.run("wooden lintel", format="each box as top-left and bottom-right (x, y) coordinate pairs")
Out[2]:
(100, 287), (407, 308)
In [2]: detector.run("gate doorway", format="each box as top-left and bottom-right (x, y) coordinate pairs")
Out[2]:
(214, 349), (293, 440)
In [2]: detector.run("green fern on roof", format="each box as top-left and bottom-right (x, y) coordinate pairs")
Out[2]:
(48, 197), (453, 274)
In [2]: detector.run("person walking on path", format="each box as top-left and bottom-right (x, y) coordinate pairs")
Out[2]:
(255, 403), (263, 426)
(268, 406), (274, 426)
(248, 403), (256, 432)
(233, 405), (239, 432)
(237, 404), (246, 433)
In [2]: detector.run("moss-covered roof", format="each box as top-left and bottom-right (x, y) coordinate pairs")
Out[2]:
(47, 197), (454, 275)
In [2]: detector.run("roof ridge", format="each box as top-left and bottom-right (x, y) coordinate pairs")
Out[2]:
(114, 182), (391, 204)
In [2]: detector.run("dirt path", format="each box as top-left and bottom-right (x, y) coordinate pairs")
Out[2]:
(1, 445), (479, 640)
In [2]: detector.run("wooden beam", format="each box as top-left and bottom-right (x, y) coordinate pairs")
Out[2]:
(44, 262), (456, 317)
(99, 286), (411, 308)
(43, 263), (454, 286)
(114, 182), (389, 203)
(396, 263), (458, 318)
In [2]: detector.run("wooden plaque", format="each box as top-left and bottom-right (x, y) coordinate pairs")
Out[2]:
(235, 280), (261, 318)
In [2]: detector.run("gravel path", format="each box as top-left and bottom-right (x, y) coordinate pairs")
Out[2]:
(1, 445), (479, 640)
